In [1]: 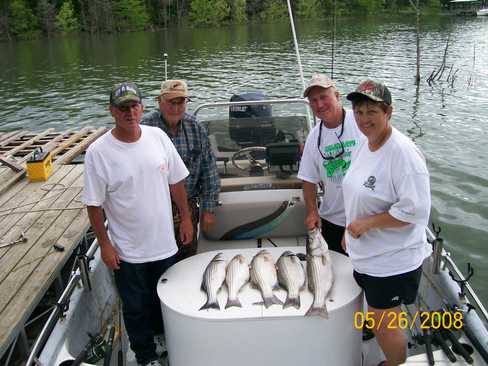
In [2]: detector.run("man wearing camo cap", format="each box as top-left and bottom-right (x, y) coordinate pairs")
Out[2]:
(298, 73), (363, 254)
(83, 82), (192, 366)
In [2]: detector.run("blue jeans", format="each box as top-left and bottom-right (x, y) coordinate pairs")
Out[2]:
(114, 255), (176, 364)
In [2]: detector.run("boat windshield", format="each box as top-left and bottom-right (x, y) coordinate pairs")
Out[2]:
(194, 98), (311, 179)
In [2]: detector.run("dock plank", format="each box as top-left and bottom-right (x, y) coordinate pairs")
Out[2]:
(0, 190), (88, 358)
(0, 166), (75, 261)
(0, 169), (85, 313)
(0, 165), (82, 279)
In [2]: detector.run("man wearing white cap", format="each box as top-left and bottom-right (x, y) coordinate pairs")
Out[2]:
(142, 80), (220, 262)
(298, 74), (363, 254)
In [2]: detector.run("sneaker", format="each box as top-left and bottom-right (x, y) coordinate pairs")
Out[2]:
(154, 334), (167, 357)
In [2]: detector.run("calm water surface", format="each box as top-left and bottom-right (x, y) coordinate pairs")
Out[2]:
(1, 16), (487, 305)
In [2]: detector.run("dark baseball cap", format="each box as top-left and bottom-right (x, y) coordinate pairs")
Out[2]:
(346, 80), (392, 106)
(110, 82), (142, 107)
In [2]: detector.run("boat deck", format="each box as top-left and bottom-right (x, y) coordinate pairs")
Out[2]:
(0, 128), (107, 359)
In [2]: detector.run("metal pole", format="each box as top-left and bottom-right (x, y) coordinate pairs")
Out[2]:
(163, 53), (168, 81)
(25, 273), (81, 366)
(286, 0), (313, 127)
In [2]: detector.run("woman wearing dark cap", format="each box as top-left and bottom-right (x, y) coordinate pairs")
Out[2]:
(342, 80), (432, 366)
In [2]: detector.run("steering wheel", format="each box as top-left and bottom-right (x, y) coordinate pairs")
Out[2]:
(231, 146), (268, 172)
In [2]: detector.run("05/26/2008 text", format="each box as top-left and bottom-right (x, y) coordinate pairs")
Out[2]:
(353, 311), (463, 331)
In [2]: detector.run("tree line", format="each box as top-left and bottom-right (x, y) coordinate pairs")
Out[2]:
(0, 0), (451, 41)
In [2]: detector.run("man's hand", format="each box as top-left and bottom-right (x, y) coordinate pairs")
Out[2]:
(346, 217), (371, 239)
(100, 242), (120, 270)
(179, 217), (194, 245)
(304, 211), (321, 230)
(201, 211), (216, 233)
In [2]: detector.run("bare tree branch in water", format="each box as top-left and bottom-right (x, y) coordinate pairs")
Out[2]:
(427, 36), (459, 87)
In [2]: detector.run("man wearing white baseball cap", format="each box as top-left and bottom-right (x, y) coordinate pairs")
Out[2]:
(298, 73), (363, 254)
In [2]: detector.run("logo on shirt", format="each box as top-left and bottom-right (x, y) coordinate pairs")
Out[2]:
(363, 176), (376, 191)
(159, 163), (168, 173)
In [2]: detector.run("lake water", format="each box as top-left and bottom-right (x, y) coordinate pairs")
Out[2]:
(1, 15), (487, 306)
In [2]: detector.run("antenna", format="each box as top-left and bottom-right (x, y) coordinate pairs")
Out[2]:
(286, 0), (313, 129)
(163, 53), (168, 80)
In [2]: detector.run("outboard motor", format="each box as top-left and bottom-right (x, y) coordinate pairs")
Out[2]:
(229, 92), (276, 147)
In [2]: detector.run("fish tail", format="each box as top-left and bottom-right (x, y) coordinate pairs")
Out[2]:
(305, 303), (329, 318)
(263, 294), (283, 308)
(225, 298), (242, 309)
(283, 295), (300, 310)
(199, 299), (220, 311)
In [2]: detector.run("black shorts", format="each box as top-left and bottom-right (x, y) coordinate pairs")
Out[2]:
(320, 218), (347, 255)
(353, 266), (422, 309)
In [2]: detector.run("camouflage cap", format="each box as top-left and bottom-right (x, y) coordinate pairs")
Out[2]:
(303, 73), (336, 98)
(346, 80), (392, 106)
(160, 79), (188, 100)
(110, 82), (142, 107)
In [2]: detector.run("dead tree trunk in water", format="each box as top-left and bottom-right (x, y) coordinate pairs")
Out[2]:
(409, 0), (421, 84)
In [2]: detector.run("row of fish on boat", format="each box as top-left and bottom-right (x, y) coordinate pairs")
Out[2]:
(200, 228), (334, 318)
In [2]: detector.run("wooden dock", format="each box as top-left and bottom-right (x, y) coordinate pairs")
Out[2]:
(0, 128), (107, 360)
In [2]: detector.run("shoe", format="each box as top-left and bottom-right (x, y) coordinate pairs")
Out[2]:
(142, 360), (162, 366)
(154, 334), (167, 357)
(362, 325), (375, 341)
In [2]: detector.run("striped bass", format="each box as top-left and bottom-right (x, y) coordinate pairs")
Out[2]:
(277, 250), (306, 309)
(306, 229), (334, 318)
(200, 253), (226, 311)
(250, 250), (283, 308)
(225, 254), (250, 309)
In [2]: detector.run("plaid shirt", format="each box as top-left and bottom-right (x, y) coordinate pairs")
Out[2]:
(141, 110), (220, 212)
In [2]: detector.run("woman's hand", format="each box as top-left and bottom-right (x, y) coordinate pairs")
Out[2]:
(346, 217), (371, 239)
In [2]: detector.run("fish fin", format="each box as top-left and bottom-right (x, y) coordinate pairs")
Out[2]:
(263, 294), (283, 308)
(200, 281), (206, 292)
(225, 298), (242, 309)
(199, 300), (220, 311)
(283, 296), (300, 310)
(305, 304), (329, 318)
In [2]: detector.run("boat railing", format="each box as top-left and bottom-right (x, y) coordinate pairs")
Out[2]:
(427, 227), (488, 324)
(25, 234), (100, 366)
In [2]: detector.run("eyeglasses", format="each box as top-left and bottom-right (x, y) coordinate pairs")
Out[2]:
(317, 114), (345, 161)
(117, 103), (141, 112)
(165, 97), (188, 107)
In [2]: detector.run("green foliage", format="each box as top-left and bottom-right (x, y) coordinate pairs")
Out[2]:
(189, 0), (230, 26)
(8, 0), (38, 37)
(228, 0), (247, 23)
(56, 1), (79, 33)
(354, 0), (384, 14)
(297, 0), (324, 18)
(261, 0), (288, 21)
(115, 0), (149, 31)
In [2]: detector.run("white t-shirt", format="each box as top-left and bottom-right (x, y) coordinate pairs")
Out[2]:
(298, 109), (362, 226)
(342, 127), (432, 277)
(82, 125), (189, 263)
